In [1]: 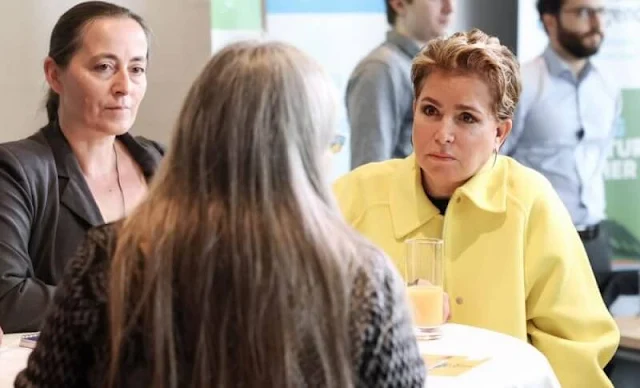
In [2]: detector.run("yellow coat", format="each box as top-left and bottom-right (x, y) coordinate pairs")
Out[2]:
(334, 154), (619, 388)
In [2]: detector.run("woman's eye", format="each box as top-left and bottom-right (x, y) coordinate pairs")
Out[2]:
(423, 105), (438, 116)
(460, 112), (477, 123)
(95, 63), (113, 72)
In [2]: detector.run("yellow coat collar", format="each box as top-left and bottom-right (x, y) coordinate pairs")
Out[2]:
(389, 154), (508, 239)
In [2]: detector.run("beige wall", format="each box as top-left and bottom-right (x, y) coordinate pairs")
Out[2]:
(0, 0), (211, 144)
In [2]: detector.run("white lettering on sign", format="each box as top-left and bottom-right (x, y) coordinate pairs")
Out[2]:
(605, 159), (637, 180)
(611, 138), (640, 159)
(606, 137), (640, 180)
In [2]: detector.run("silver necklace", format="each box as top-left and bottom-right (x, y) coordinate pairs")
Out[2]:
(113, 143), (126, 218)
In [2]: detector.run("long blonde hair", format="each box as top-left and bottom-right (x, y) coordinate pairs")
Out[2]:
(107, 41), (364, 388)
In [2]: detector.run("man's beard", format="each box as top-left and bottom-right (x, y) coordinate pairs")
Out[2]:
(557, 20), (603, 58)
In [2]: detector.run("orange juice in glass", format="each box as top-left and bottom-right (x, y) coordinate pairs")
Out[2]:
(405, 238), (444, 340)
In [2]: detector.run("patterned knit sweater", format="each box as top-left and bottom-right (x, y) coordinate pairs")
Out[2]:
(15, 225), (426, 387)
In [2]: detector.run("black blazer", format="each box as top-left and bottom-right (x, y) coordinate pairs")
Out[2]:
(0, 122), (164, 333)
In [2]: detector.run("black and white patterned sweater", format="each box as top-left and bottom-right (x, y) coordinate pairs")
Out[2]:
(15, 225), (426, 388)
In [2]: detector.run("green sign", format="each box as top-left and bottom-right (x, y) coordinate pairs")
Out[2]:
(604, 89), (640, 262)
(211, 0), (262, 30)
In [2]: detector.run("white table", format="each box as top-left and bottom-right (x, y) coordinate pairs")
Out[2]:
(421, 323), (560, 388)
(0, 333), (33, 387)
(1, 325), (560, 388)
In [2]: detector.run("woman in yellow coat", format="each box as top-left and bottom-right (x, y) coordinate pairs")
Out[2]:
(334, 29), (619, 387)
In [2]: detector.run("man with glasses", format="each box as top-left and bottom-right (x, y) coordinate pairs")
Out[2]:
(502, 0), (621, 307)
(346, 0), (454, 169)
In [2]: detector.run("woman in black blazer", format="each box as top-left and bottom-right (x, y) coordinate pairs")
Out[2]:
(0, 1), (163, 333)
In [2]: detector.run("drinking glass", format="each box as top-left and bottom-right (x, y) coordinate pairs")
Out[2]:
(404, 238), (445, 340)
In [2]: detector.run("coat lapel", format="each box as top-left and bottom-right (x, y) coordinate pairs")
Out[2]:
(43, 122), (164, 227)
(389, 155), (441, 240)
(59, 177), (104, 227)
(43, 123), (104, 227)
(119, 134), (163, 180)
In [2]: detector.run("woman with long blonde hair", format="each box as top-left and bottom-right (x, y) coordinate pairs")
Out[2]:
(15, 41), (425, 388)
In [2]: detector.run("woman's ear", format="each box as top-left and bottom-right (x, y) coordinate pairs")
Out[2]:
(44, 57), (63, 95)
(496, 118), (512, 148)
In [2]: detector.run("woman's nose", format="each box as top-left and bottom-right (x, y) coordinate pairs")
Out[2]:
(434, 122), (454, 144)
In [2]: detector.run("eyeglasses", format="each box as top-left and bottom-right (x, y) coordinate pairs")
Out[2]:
(562, 6), (607, 20)
(330, 134), (346, 154)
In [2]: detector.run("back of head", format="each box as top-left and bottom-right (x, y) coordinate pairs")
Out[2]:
(45, 1), (149, 124)
(108, 41), (359, 388)
(536, 0), (564, 20)
(385, 0), (411, 25)
(411, 28), (522, 120)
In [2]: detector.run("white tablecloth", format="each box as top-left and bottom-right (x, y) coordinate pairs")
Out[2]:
(1, 325), (560, 388)
(0, 333), (33, 387)
(421, 323), (560, 388)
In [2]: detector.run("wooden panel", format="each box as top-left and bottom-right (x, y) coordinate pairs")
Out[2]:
(616, 317), (640, 350)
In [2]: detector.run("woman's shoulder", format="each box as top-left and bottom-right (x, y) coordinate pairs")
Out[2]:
(0, 129), (54, 169)
(500, 156), (564, 212)
(336, 157), (408, 188)
(502, 157), (556, 195)
(333, 157), (411, 220)
(0, 128), (57, 188)
(350, 240), (405, 306)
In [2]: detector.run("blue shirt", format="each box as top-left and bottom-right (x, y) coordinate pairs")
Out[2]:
(346, 31), (420, 169)
(502, 46), (621, 228)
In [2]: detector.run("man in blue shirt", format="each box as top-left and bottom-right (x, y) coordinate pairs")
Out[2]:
(502, 0), (621, 300)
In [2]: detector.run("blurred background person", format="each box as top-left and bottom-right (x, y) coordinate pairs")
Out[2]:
(501, 0), (621, 305)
